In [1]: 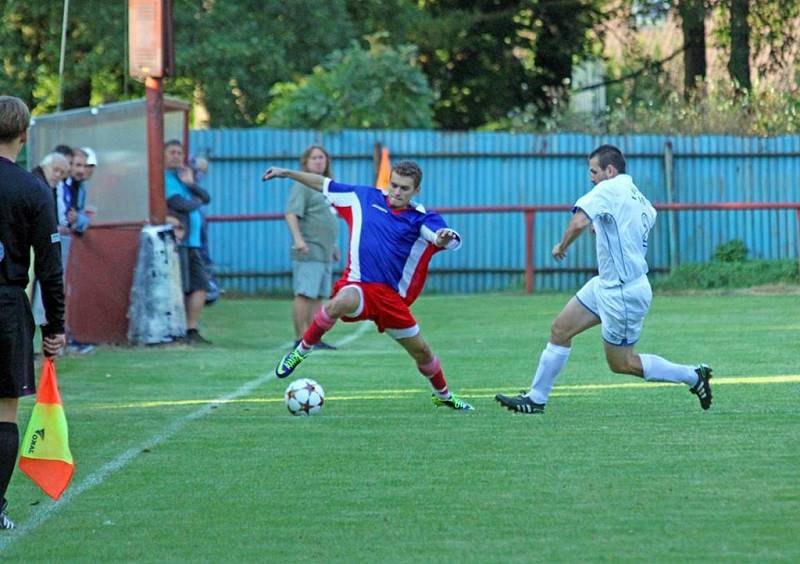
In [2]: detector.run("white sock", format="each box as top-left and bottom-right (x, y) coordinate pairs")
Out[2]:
(640, 354), (698, 386)
(297, 341), (313, 355)
(526, 343), (571, 404)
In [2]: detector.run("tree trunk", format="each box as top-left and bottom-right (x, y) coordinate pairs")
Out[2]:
(62, 78), (92, 110)
(727, 0), (751, 91)
(678, 0), (706, 99)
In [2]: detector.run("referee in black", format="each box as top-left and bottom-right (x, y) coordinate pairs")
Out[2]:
(0, 96), (65, 530)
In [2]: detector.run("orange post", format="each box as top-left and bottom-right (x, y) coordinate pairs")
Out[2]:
(146, 76), (166, 225)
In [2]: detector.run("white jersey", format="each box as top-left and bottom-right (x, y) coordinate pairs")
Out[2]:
(573, 174), (657, 286)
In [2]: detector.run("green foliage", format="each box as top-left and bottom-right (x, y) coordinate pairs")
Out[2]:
(653, 259), (799, 291)
(265, 38), (435, 129)
(173, 0), (358, 127)
(503, 80), (800, 135)
(2, 0), (797, 130)
(0, 0), (358, 126)
(714, 240), (749, 263)
(0, 2), (140, 112)
(408, 0), (608, 129)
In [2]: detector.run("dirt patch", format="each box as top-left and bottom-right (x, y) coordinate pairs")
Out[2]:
(729, 284), (800, 295)
(656, 284), (800, 296)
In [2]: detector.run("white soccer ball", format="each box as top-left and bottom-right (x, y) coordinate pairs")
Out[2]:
(284, 378), (325, 416)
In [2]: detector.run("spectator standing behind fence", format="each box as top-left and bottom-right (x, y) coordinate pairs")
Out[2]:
(0, 96), (65, 530)
(32, 152), (70, 211)
(189, 155), (220, 305)
(54, 147), (94, 354)
(81, 147), (97, 181)
(56, 147), (91, 238)
(164, 139), (212, 345)
(285, 145), (340, 350)
(29, 152), (70, 327)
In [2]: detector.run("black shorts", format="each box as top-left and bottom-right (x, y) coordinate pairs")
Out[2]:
(179, 247), (209, 295)
(0, 286), (35, 398)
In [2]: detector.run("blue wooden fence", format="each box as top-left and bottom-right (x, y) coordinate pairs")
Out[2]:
(190, 129), (800, 294)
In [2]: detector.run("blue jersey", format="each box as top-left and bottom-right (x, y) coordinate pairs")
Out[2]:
(165, 171), (202, 248)
(322, 179), (461, 304)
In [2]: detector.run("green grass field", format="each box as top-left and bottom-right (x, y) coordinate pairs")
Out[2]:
(2, 293), (799, 561)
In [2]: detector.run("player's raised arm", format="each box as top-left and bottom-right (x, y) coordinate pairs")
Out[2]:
(261, 167), (326, 192)
(552, 209), (591, 261)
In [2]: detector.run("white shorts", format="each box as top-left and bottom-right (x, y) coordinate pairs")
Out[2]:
(575, 275), (652, 346)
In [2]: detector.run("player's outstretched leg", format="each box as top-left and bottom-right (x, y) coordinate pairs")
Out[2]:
(274, 307), (333, 378)
(275, 287), (360, 378)
(397, 335), (473, 411)
(639, 354), (713, 410)
(494, 342), (571, 414)
(496, 297), (596, 414)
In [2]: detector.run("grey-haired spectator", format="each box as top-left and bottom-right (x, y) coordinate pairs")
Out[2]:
(30, 152), (70, 327)
(32, 152), (70, 194)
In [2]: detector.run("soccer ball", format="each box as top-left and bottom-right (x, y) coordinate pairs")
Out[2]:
(284, 378), (325, 416)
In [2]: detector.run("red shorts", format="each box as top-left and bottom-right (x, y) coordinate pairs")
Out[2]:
(332, 279), (418, 338)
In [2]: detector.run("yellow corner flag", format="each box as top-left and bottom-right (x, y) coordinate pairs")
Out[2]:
(19, 358), (74, 500)
(375, 147), (392, 190)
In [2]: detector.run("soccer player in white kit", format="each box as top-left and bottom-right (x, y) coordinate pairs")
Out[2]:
(495, 144), (713, 414)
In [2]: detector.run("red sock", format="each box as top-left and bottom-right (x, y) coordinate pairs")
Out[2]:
(417, 356), (450, 398)
(301, 307), (336, 347)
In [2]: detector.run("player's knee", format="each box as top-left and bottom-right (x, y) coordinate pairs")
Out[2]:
(322, 301), (341, 319)
(325, 294), (356, 318)
(550, 319), (572, 345)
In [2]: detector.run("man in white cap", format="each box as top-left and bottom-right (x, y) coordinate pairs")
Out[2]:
(81, 146), (97, 181)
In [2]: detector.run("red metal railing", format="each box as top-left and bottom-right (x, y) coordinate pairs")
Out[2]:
(95, 202), (800, 293)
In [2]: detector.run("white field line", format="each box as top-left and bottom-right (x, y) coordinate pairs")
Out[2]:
(0, 322), (371, 552)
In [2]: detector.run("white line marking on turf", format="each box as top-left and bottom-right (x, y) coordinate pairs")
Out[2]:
(0, 324), (371, 552)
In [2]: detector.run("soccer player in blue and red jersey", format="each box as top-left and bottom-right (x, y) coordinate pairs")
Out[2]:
(262, 160), (473, 411)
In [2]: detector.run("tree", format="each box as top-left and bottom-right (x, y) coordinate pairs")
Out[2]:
(0, 2), (135, 112)
(406, 0), (608, 129)
(726, 0), (751, 91)
(265, 38), (435, 129)
(677, 0), (706, 98)
(0, 0), (358, 125)
(172, 0), (358, 127)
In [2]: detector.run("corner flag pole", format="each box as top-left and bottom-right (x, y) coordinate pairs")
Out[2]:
(57, 0), (70, 112)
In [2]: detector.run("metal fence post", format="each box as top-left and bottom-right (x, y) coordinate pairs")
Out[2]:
(525, 210), (535, 294)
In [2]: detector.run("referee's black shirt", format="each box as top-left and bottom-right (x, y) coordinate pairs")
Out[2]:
(0, 156), (65, 335)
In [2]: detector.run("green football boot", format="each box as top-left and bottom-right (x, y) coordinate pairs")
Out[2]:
(431, 393), (474, 411)
(275, 347), (310, 379)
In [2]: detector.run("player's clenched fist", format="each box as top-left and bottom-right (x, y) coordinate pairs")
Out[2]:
(262, 167), (288, 181)
(435, 228), (459, 248)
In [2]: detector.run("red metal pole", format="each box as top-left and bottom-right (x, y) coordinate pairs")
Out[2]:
(524, 210), (535, 294)
(146, 76), (166, 225)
